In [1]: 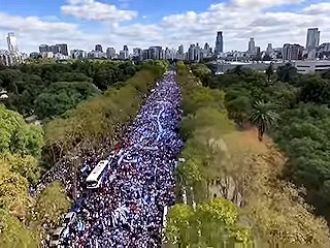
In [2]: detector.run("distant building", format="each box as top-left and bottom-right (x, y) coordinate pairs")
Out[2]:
(215, 31), (223, 55)
(133, 48), (143, 61)
(106, 47), (116, 59)
(178, 45), (184, 55)
(57, 44), (68, 56)
(88, 50), (106, 59)
(149, 46), (162, 60)
(39, 43), (69, 57)
(29, 52), (40, 59)
(282, 43), (304, 61)
(118, 50), (126, 60)
(248, 38), (256, 55)
(142, 49), (150, 60)
(295, 60), (330, 74)
(0, 50), (13, 66)
(123, 45), (129, 60)
(95, 44), (103, 53)
(7, 32), (19, 54)
(39, 44), (49, 54)
(71, 49), (87, 59)
(266, 43), (273, 55)
(317, 43), (330, 59)
(188, 43), (202, 62)
(306, 28), (320, 50)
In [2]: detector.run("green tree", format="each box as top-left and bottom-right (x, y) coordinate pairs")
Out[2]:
(0, 105), (44, 157)
(250, 101), (277, 141)
(0, 209), (38, 248)
(34, 182), (71, 225)
(265, 63), (274, 85)
(276, 63), (298, 83)
(34, 81), (100, 119)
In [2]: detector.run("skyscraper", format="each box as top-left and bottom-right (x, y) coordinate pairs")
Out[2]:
(306, 28), (320, 49)
(106, 47), (116, 59)
(266, 43), (273, 55)
(39, 44), (49, 54)
(123, 45), (129, 59)
(57, 44), (68, 56)
(215, 31), (223, 55)
(178, 45), (184, 55)
(95, 44), (103, 52)
(7, 32), (18, 53)
(248, 38), (256, 55)
(282, 43), (304, 61)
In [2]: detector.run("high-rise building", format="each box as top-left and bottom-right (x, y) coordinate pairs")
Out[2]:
(39, 44), (49, 54)
(71, 49), (87, 59)
(39, 44), (68, 56)
(187, 43), (202, 62)
(123, 45), (129, 59)
(248, 38), (256, 55)
(106, 47), (116, 59)
(142, 49), (150, 60)
(215, 31), (223, 55)
(0, 50), (13, 66)
(282, 43), (304, 61)
(133, 48), (143, 61)
(306, 28), (320, 50)
(266, 43), (273, 55)
(57, 44), (68, 56)
(95, 44), (103, 52)
(149, 46), (162, 60)
(7, 32), (19, 53)
(178, 45), (184, 55)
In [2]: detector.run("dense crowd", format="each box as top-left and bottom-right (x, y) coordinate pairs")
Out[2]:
(45, 70), (182, 247)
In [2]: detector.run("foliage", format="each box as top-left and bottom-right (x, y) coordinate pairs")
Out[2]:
(0, 105), (44, 157)
(44, 61), (166, 159)
(177, 62), (330, 247)
(250, 100), (278, 141)
(34, 81), (100, 119)
(165, 199), (252, 247)
(1, 61), (138, 118)
(0, 166), (29, 219)
(0, 209), (38, 248)
(276, 63), (299, 83)
(34, 182), (71, 225)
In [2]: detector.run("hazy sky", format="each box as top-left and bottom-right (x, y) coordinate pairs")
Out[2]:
(0, 0), (330, 53)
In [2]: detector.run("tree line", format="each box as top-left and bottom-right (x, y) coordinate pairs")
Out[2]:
(164, 62), (330, 248)
(191, 63), (330, 226)
(0, 61), (138, 120)
(0, 60), (168, 247)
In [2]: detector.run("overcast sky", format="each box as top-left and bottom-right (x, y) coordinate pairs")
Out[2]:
(0, 0), (330, 53)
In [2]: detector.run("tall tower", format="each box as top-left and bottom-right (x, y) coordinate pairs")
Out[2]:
(123, 45), (129, 59)
(306, 28), (320, 49)
(7, 32), (18, 53)
(95, 44), (103, 52)
(215, 31), (223, 55)
(248, 38), (256, 55)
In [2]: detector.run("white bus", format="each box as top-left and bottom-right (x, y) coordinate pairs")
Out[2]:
(86, 160), (109, 189)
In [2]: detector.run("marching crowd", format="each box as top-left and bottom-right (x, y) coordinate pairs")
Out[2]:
(44, 70), (183, 247)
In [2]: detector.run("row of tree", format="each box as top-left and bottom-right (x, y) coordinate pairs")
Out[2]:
(0, 60), (168, 247)
(166, 62), (330, 248)
(192, 63), (330, 224)
(0, 105), (71, 247)
(0, 61), (138, 119)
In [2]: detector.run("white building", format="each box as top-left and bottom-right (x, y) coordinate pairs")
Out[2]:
(7, 32), (19, 54)
(0, 50), (13, 66)
(295, 60), (330, 74)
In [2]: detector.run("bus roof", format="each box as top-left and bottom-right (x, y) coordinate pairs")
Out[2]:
(86, 160), (109, 182)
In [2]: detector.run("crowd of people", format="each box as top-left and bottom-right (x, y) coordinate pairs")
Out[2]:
(44, 70), (183, 247)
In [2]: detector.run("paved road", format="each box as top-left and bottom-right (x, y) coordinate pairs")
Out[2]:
(58, 70), (183, 248)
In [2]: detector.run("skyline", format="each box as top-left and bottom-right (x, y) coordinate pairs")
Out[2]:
(1, 0), (330, 53)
